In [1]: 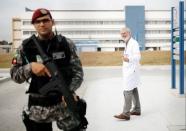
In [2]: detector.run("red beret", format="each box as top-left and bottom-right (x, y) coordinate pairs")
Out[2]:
(31, 8), (52, 24)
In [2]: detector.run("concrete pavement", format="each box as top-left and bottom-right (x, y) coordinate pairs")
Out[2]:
(0, 66), (185, 131)
(0, 68), (10, 83)
(82, 66), (185, 131)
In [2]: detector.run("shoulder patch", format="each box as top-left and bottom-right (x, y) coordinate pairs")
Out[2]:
(11, 48), (23, 65)
(12, 57), (17, 65)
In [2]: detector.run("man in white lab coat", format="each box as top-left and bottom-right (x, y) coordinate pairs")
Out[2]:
(114, 27), (141, 120)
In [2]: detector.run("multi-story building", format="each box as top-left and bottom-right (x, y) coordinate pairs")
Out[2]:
(12, 7), (186, 52)
(12, 17), (22, 51)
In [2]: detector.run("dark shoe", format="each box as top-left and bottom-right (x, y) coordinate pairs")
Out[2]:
(114, 114), (130, 120)
(130, 112), (141, 116)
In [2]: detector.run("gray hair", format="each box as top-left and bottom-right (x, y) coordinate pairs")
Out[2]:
(120, 27), (131, 33)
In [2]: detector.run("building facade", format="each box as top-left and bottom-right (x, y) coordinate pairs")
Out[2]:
(12, 8), (186, 52)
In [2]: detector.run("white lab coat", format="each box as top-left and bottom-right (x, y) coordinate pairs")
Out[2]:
(122, 37), (141, 91)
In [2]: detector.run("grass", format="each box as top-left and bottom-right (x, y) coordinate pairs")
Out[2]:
(0, 53), (13, 68)
(140, 51), (171, 65)
(80, 51), (123, 66)
(80, 51), (186, 66)
(0, 51), (185, 68)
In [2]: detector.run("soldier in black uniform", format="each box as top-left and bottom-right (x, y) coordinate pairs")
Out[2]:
(10, 8), (85, 131)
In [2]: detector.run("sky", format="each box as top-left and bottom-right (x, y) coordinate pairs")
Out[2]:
(0, 0), (180, 42)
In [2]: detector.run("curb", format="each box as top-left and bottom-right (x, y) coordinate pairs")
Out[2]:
(0, 77), (11, 84)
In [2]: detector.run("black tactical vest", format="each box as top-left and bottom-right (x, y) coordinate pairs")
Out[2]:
(22, 35), (72, 94)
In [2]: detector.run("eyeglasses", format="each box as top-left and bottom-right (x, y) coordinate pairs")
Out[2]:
(33, 18), (51, 25)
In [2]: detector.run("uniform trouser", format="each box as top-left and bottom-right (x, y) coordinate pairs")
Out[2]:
(23, 118), (85, 131)
(122, 88), (141, 117)
(23, 108), (84, 131)
(23, 118), (84, 131)
(23, 117), (52, 131)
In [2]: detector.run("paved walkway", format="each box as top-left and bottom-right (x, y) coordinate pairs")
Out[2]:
(81, 66), (185, 131)
(0, 68), (10, 83)
(0, 66), (185, 131)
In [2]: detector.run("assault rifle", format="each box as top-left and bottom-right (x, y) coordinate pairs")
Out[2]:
(31, 34), (88, 129)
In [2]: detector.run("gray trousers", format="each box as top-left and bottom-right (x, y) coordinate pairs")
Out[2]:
(122, 88), (141, 117)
